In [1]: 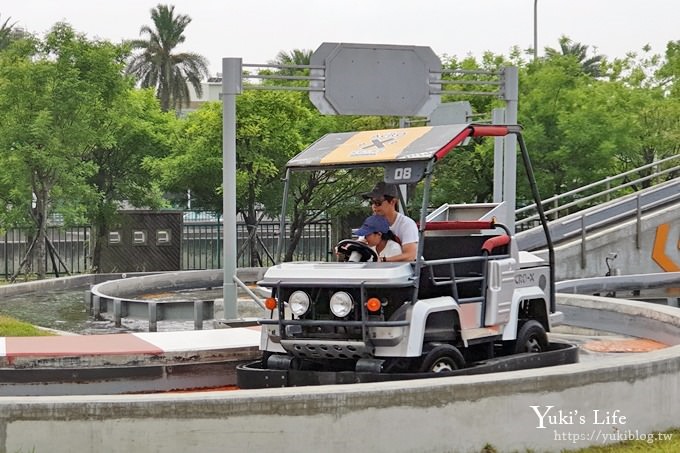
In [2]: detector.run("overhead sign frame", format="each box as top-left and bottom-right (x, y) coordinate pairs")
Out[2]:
(310, 42), (441, 117)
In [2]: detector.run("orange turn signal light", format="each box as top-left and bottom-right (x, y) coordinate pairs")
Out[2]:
(366, 297), (382, 312)
(264, 297), (277, 311)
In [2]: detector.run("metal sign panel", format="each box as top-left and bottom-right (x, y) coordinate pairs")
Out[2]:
(310, 42), (441, 116)
(286, 124), (469, 168)
(429, 101), (472, 125)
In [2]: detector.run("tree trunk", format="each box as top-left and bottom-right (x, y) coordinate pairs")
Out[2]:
(284, 213), (305, 262)
(243, 181), (261, 267)
(245, 206), (260, 267)
(33, 187), (49, 279)
(91, 227), (105, 273)
(90, 207), (112, 273)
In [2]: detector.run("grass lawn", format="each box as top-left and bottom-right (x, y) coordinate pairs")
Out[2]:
(479, 428), (678, 452)
(0, 315), (55, 336)
(566, 428), (679, 452)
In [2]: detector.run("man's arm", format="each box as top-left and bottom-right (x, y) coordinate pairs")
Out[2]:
(384, 242), (417, 262)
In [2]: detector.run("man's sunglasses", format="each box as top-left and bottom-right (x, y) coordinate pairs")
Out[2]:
(370, 197), (392, 206)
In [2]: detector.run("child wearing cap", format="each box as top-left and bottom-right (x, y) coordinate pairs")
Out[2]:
(354, 214), (402, 262)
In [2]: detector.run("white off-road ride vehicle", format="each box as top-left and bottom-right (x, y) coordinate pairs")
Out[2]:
(243, 123), (566, 383)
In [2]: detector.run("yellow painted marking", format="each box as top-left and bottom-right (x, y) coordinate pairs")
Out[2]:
(651, 223), (680, 272)
(319, 126), (432, 165)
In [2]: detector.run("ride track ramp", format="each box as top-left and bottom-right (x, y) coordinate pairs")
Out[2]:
(516, 178), (680, 279)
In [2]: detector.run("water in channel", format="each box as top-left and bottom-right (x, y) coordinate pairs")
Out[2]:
(0, 288), (219, 334)
(1, 285), (674, 335)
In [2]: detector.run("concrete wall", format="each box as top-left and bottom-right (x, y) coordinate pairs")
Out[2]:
(0, 273), (129, 298)
(537, 203), (679, 280)
(0, 268), (266, 299)
(2, 295), (679, 453)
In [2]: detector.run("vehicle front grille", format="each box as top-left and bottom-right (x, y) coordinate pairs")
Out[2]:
(280, 339), (372, 359)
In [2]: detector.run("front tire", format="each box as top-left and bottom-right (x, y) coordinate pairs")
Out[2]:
(512, 320), (548, 354)
(266, 353), (300, 370)
(419, 344), (465, 373)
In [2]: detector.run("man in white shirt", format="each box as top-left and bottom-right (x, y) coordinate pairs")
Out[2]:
(362, 182), (418, 262)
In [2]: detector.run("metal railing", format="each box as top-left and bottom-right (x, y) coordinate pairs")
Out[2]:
(1, 226), (90, 279)
(182, 218), (332, 270)
(2, 217), (332, 279)
(516, 154), (679, 230)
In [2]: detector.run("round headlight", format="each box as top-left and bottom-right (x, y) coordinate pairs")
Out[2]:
(330, 291), (354, 318)
(289, 291), (310, 316)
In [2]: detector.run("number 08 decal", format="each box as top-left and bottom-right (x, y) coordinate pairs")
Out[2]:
(394, 167), (412, 180)
(384, 162), (426, 184)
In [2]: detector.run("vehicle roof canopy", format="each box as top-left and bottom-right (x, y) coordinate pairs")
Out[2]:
(286, 123), (475, 170)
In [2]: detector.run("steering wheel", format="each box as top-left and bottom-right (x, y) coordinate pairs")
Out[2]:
(336, 239), (379, 262)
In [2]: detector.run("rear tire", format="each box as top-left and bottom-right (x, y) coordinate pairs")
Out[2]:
(512, 320), (548, 354)
(418, 344), (465, 373)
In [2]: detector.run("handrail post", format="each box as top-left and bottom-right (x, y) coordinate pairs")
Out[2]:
(605, 176), (611, 202)
(580, 215), (587, 270)
(636, 193), (642, 250)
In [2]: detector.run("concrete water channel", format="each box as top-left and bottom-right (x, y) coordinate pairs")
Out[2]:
(0, 270), (266, 334)
(1, 286), (226, 333)
(0, 271), (679, 452)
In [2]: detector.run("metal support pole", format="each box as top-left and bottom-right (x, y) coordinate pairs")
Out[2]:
(194, 301), (204, 330)
(516, 133), (556, 314)
(148, 302), (157, 332)
(92, 294), (101, 319)
(222, 58), (242, 319)
(113, 298), (122, 328)
(412, 160), (436, 303)
(533, 0), (539, 61)
(502, 67), (519, 233)
(276, 169), (291, 263)
(492, 108), (505, 203)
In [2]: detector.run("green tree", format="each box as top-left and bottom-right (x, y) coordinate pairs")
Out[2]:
(427, 52), (515, 207)
(270, 48), (313, 75)
(657, 40), (680, 98)
(0, 14), (17, 50)
(0, 24), (130, 277)
(544, 35), (605, 77)
(144, 100), (223, 212)
(126, 4), (208, 112)
(147, 90), (314, 266)
(517, 57), (615, 201)
(87, 88), (177, 271)
(603, 43), (680, 185)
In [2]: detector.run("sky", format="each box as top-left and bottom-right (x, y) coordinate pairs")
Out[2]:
(2, 0), (679, 76)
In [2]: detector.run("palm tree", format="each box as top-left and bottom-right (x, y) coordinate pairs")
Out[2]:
(271, 48), (313, 74)
(545, 35), (605, 77)
(265, 48), (315, 92)
(0, 14), (17, 50)
(126, 4), (209, 112)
